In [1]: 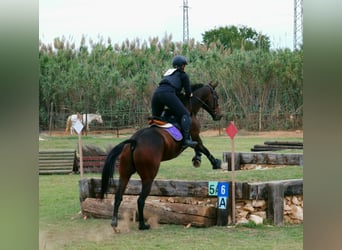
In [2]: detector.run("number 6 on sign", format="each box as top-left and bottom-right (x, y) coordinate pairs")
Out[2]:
(218, 182), (229, 197)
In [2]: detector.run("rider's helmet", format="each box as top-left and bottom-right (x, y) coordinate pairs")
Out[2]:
(172, 55), (188, 69)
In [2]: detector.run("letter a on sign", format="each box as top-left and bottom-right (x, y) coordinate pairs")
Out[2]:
(218, 197), (227, 209)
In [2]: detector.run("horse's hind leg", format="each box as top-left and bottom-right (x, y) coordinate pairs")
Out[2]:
(111, 177), (129, 231)
(137, 181), (153, 230)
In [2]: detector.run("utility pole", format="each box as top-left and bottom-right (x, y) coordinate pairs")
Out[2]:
(183, 0), (189, 44)
(293, 0), (303, 50)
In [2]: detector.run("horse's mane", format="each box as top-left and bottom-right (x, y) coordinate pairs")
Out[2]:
(177, 84), (205, 104)
(191, 83), (204, 92)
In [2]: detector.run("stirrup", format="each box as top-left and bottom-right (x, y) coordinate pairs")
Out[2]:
(183, 139), (198, 148)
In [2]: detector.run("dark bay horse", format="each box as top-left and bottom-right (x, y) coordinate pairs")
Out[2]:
(100, 82), (223, 231)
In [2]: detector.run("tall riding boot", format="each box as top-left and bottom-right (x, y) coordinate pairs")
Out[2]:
(181, 115), (198, 148)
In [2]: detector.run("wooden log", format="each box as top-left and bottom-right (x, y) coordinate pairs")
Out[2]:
(222, 152), (303, 166)
(81, 197), (217, 227)
(79, 178), (303, 201)
(252, 144), (303, 150)
(79, 178), (211, 200)
(223, 152), (241, 171)
(81, 198), (114, 219)
(264, 141), (303, 146)
(251, 147), (281, 152)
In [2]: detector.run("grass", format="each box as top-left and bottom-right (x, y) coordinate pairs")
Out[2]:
(39, 131), (303, 249)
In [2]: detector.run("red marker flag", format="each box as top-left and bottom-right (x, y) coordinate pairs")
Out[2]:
(226, 122), (238, 139)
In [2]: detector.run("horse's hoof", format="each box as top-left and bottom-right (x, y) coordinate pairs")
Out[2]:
(192, 157), (201, 168)
(192, 160), (201, 168)
(212, 159), (222, 170)
(111, 219), (118, 228)
(112, 226), (120, 233)
(139, 224), (151, 230)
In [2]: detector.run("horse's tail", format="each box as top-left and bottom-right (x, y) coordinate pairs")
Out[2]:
(65, 116), (71, 134)
(100, 139), (136, 199)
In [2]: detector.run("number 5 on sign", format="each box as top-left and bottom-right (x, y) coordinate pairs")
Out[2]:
(208, 181), (218, 196)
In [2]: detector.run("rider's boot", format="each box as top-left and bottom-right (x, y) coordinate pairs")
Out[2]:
(181, 115), (198, 148)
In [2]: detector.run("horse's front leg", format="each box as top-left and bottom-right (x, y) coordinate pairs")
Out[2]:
(192, 150), (202, 168)
(195, 143), (222, 170)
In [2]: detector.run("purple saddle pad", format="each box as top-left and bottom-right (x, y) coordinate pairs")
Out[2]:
(165, 126), (183, 141)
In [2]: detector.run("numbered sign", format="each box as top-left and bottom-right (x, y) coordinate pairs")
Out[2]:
(208, 181), (218, 196)
(218, 182), (229, 197)
(217, 182), (229, 210)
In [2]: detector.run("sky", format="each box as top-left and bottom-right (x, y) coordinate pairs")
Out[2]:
(39, 0), (295, 50)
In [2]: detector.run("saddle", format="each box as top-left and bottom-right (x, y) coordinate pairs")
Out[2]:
(148, 117), (183, 141)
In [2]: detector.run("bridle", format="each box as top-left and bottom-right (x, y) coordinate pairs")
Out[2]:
(192, 84), (219, 119)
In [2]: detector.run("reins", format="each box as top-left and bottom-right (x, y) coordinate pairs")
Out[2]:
(192, 84), (218, 117)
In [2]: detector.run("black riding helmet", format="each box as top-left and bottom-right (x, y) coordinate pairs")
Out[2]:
(172, 55), (188, 69)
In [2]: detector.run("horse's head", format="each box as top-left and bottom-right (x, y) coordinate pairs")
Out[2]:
(95, 114), (103, 124)
(192, 82), (223, 121)
(207, 81), (223, 121)
(98, 115), (103, 123)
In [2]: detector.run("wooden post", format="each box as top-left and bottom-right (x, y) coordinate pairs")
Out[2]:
(78, 132), (84, 178)
(216, 202), (229, 226)
(85, 112), (88, 136)
(225, 121), (238, 224)
(258, 105), (262, 131)
(216, 182), (229, 226)
(231, 138), (236, 224)
(226, 152), (241, 171)
(267, 183), (284, 226)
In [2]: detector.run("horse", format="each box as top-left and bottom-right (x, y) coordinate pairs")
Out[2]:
(65, 113), (103, 135)
(100, 81), (223, 231)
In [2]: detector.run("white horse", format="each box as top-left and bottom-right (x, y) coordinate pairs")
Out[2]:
(65, 113), (103, 135)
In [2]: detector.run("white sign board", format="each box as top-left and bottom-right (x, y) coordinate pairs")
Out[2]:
(73, 120), (84, 134)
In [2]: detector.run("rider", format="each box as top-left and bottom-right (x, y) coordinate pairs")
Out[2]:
(151, 55), (198, 148)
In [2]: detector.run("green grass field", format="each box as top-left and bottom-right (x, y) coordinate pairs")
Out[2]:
(39, 131), (303, 249)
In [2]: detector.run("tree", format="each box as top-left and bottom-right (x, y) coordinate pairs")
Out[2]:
(202, 25), (270, 51)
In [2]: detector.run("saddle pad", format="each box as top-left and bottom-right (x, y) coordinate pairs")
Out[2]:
(164, 126), (183, 141)
(149, 122), (183, 141)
